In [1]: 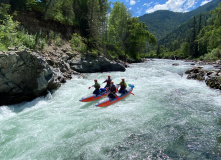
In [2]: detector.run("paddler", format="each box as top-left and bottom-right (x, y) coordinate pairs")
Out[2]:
(93, 79), (100, 95)
(108, 81), (116, 99)
(103, 75), (112, 89)
(118, 78), (127, 93)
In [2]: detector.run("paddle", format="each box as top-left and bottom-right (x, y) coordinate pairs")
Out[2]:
(88, 85), (95, 89)
(129, 92), (135, 95)
(106, 85), (120, 100)
(114, 93), (120, 100)
(128, 84), (135, 95)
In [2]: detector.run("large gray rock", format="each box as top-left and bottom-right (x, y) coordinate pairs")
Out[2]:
(0, 50), (60, 105)
(205, 70), (221, 90)
(205, 76), (221, 90)
(70, 54), (125, 73)
(185, 67), (206, 81)
(185, 66), (221, 90)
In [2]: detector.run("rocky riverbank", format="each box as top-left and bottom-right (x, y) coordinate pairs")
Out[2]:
(184, 60), (221, 90)
(0, 46), (126, 106)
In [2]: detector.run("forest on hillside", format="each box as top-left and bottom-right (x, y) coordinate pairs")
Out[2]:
(139, 0), (221, 41)
(144, 2), (221, 61)
(0, 0), (156, 61)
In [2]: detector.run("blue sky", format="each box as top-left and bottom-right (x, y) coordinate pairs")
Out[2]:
(109, 0), (213, 17)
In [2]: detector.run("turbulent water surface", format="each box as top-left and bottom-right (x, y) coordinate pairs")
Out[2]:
(1, 59), (221, 159)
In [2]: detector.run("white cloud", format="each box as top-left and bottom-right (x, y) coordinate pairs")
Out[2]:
(145, 0), (198, 14)
(143, 2), (153, 7)
(183, 0), (196, 12)
(130, 0), (136, 5)
(201, 0), (212, 6)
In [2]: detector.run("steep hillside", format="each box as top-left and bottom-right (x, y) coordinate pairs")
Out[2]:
(139, 0), (221, 41)
(139, 10), (187, 41)
(159, 12), (211, 45)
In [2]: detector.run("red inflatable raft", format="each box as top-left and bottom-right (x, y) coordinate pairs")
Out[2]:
(79, 85), (119, 102)
(96, 84), (134, 107)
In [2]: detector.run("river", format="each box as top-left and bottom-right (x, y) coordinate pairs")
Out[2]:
(0, 59), (221, 159)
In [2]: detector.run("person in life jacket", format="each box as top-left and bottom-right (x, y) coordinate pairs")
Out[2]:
(93, 79), (100, 95)
(108, 81), (117, 99)
(103, 75), (112, 89)
(119, 78), (127, 93)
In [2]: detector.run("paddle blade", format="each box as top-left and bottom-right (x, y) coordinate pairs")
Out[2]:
(130, 92), (134, 95)
(116, 96), (120, 100)
(88, 87), (91, 89)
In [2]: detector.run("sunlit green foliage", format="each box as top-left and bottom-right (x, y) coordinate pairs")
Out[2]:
(69, 33), (87, 53)
(1, 0), (155, 61)
(43, 0), (75, 25)
(106, 2), (156, 60)
(126, 17), (156, 59)
(201, 48), (221, 61)
(0, 14), (19, 50)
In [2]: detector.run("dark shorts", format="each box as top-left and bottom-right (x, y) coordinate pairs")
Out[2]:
(119, 88), (127, 93)
(108, 93), (116, 99)
(93, 89), (100, 95)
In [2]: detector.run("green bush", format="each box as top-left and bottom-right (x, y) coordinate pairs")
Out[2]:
(69, 33), (87, 53)
(91, 49), (98, 57)
(0, 15), (19, 51)
(0, 13), (49, 51)
(16, 28), (47, 50)
(203, 48), (221, 61)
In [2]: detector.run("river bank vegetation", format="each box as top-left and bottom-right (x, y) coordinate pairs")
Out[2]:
(1, 1), (220, 62)
(0, 0), (156, 62)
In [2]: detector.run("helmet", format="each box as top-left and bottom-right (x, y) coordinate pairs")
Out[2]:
(122, 78), (124, 81)
(108, 75), (110, 78)
(94, 79), (97, 82)
(110, 81), (114, 84)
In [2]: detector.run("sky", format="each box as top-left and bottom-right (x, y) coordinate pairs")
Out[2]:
(109, 0), (213, 17)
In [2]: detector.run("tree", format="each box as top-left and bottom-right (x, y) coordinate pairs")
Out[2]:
(9, 0), (37, 11)
(126, 17), (156, 60)
(42, 0), (75, 25)
(197, 3), (221, 57)
(156, 45), (160, 57)
(189, 16), (199, 58)
(106, 2), (129, 57)
(108, 2), (128, 42)
(106, 2), (156, 60)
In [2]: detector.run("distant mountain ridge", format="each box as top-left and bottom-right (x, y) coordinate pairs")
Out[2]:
(139, 0), (221, 41)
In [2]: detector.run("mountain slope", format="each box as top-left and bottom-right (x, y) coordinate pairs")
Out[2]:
(139, 10), (187, 41)
(158, 12), (211, 46)
(139, 0), (221, 41)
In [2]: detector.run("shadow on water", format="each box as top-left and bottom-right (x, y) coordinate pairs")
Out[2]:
(7, 93), (51, 113)
(80, 101), (97, 109)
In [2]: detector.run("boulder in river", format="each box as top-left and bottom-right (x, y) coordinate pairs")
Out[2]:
(185, 66), (221, 90)
(205, 70), (221, 90)
(0, 50), (60, 106)
(70, 53), (126, 73)
(172, 63), (179, 66)
(185, 67), (206, 81)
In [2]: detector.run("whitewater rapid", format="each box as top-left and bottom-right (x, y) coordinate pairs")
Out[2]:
(0, 59), (221, 159)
